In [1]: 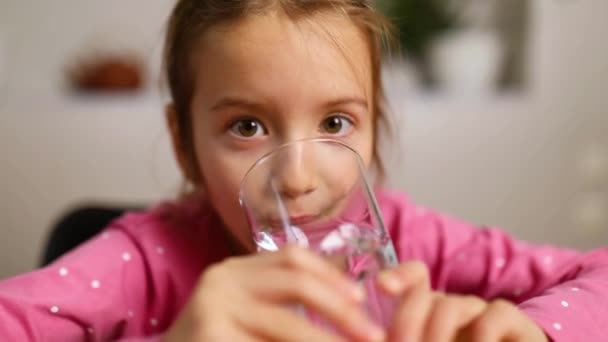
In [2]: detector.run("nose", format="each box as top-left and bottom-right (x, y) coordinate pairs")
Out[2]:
(272, 143), (317, 200)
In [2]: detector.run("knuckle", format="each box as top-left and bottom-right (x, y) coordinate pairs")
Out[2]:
(469, 300), (513, 338)
(193, 283), (217, 309)
(290, 272), (312, 292)
(282, 246), (308, 267)
(178, 299), (222, 341)
(401, 261), (431, 287)
(407, 260), (430, 277)
(198, 320), (229, 342)
(463, 295), (487, 308)
(292, 273), (331, 301)
(435, 295), (460, 315)
(220, 256), (241, 268)
(442, 295), (461, 308)
(490, 299), (515, 313)
(200, 266), (222, 287)
(200, 259), (236, 288)
(203, 264), (224, 281)
(344, 306), (366, 323)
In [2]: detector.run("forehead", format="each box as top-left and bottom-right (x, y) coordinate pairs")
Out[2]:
(192, 11), (373, 108)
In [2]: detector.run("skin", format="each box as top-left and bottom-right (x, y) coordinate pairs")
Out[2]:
(165, 10), (548, 342)
(187, 11), (375, 253)
(379, 262), (549, 342)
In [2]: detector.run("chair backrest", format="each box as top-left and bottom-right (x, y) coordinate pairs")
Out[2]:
(40, 205), (140, 266)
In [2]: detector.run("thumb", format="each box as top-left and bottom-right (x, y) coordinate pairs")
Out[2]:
(377, 260), (431, 296)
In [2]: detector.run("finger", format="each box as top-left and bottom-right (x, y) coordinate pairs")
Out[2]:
(245, 268), (384, 342)
(468, 299), (525, 342)
(237, 298), (347, 342)
(378, 260), (431, 296)
(389, 283), (436, 342)
(183, 300), (265, 342)
(424, 295), (487, 342)
(250, 247), (365, 302)
(214, 327), (265, 342)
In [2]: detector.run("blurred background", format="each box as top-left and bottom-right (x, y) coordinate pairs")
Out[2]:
(0, 0), (607, 279)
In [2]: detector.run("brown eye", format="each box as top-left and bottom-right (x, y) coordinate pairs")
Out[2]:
(230, 119), (265, 138)
(322, 115), (353, 136)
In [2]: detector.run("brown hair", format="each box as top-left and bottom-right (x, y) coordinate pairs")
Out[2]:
(164, 0), (394, 188)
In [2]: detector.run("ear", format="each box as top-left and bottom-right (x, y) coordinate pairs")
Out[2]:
(165, 103), (195, 184)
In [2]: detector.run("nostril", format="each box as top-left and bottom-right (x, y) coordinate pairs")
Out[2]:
(279, 182), (316, 200)
(273, 169), (317, 200)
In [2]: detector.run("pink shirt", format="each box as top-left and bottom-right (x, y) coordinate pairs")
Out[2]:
(0, 191), (606, 341)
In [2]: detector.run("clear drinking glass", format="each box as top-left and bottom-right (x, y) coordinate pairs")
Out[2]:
(239, 138), (398, 330)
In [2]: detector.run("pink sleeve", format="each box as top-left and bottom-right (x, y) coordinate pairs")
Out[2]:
(381, 191), (608, 341)
(0, 197), (230, 341)
(118, 336), (163, 341)
(0, 224), (164, 340)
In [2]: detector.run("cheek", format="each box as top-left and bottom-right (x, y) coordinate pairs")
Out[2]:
(193, 135), (257, 247)
(201, 156), (254, 246)
(352, 119), (375, 169)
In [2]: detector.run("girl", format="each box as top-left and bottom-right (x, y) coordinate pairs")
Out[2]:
(1, 1), (607, 341)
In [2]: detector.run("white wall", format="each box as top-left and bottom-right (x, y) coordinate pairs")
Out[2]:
(386, 0), (608, 248)
(1, 0), (608, 279)
(0, 0), (180, 278)
(0, 0), (175, 94)
(0, 96), (182, 278)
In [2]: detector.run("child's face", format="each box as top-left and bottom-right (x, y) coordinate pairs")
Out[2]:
(178, 12), (374, 250)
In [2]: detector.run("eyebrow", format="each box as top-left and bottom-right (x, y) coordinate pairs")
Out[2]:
(324, 97), (369, 111)
(209, 97), (266, 112)
(209, 95), (369, 112)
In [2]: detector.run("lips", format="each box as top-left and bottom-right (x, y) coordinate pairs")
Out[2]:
(267, 214), (319, 227)
(261, 192), (354, 228)
(288, 215), (319, 225)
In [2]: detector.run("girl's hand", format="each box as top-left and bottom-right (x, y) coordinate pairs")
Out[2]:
(380, 261), (549, 342)
(164, 246), (385, 342)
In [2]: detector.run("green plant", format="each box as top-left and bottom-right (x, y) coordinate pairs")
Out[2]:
(377, 0), (457, 62)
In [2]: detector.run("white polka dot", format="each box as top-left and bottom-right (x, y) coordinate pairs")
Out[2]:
(58, 267), (68, 277)
(50, 306), (59, 314)
(101, 232), (110, 239)
(513, 288), (523, 297)
(91, 280), (101, 289)
(495, 258), (506, 268)
(561, 300), (569, 307)
(127, 310), (134, 318)
(543, 255), (553, 265)
(571, 287), (580, 292)
(122, 252), (131, 261)
(150, 318), (158, 327)
(156, 246), (165, 255)
(553, 322), (562, 331)
(87, 327), (94, 334)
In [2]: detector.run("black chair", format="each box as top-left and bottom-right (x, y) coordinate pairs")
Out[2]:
(40, 205), (140, 267)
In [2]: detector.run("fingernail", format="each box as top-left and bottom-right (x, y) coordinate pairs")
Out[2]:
(379, 272), (403, 294)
